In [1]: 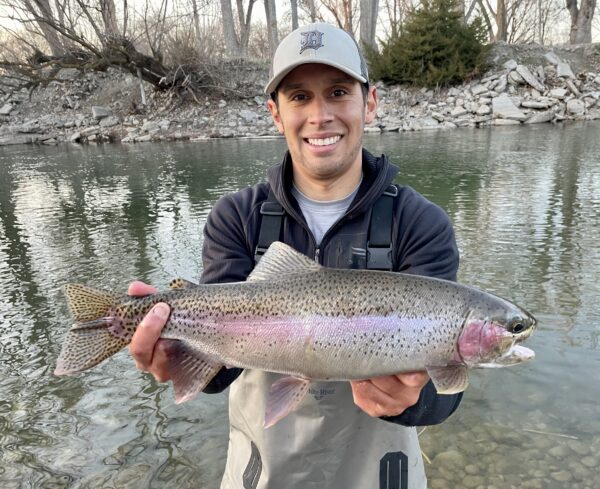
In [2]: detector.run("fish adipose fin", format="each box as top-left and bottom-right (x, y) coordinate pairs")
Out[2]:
(248, 241), (321, 282)
(427, 365), (469, 394)
(164, 341), (222, 403)
(55, 284), (127, 375)
(169, 278), (198, 290)
(265, 376), (311, 428)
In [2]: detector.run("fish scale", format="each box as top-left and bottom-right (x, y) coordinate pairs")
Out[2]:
(55, 241), (536, 427)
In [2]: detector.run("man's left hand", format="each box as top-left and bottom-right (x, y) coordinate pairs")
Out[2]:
(350, 372), (429, 418)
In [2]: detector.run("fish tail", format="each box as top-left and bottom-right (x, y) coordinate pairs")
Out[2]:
(54, 284), (128, 375)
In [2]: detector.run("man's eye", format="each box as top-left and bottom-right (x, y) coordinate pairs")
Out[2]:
(291, 94), (307, 102)
(332, 89), (348, 97)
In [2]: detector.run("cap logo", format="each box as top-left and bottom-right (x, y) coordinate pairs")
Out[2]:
(300, 31), (324, 54)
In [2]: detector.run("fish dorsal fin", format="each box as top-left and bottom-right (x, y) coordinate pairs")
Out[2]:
(248, 241), (322, 282)
(169, 278), (198, 290)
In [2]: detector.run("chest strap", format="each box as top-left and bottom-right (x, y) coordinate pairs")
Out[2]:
(366, 184), (398, 270)
(254, 188), (284, 263)
(254, 184), (398, 270)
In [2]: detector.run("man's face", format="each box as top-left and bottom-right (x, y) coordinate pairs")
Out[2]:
(267, 64), (377, 186)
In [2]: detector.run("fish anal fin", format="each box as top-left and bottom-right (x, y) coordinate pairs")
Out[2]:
(164, 341), (222, 403)
(265, 376), (311, 428)
(427, 365), (469, 395)
(169, 278), (198, 290)
(64, 283), (120, 322)
(54, 319), (128, 375)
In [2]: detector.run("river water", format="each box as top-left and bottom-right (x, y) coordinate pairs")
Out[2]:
(0, 123), (599, 489)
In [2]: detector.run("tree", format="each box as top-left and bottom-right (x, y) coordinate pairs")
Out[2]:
(360, 0), (379, 50)
(368, 0), (490, 86)
(264, 0), (279, 57)
(566, 0), (597, 43)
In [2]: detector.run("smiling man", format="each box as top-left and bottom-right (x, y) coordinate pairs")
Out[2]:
(129, 23), (462, 489)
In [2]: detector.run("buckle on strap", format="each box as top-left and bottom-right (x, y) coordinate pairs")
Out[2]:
(260, 201), (285, 216)
(366, 243), (393, 270)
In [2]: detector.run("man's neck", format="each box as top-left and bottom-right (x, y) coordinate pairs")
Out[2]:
(292, 162), (363, 202)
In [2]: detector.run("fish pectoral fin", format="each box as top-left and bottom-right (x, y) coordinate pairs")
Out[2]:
(168, 278), (198, 290)
(164, 341), (222, 404)
(265, 376), (311, 428)
(427, 365), (469, 395)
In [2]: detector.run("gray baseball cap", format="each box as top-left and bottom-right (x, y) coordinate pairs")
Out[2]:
(265, 22), (369, 95)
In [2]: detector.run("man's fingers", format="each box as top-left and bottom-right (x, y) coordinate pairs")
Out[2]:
(394, 371), (429, 388)
(129, 302), (170, 370)
(128, 280), (158, 297)
(351, 380), (397, 417)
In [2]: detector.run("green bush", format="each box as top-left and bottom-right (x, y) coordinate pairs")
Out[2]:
(367, 0), (490, 87)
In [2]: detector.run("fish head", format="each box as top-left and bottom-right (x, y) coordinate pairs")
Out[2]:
(457, 303), (536, 367)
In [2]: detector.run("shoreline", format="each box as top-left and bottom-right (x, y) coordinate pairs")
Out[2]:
(1, 44), (599, 147)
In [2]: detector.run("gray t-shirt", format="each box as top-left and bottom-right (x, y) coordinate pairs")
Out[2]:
(291, 180), (361, 245)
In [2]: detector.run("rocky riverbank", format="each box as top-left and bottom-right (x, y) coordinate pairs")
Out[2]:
(1, 43), (599, 146)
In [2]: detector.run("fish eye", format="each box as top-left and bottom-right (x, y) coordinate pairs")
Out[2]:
(511, 322), (526, 334)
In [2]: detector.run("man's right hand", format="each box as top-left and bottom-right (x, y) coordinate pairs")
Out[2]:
(128, 281), (173, 382)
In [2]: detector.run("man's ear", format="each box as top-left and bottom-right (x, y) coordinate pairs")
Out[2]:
(364, 86), (378, 124)
(267, 99), (285, 134)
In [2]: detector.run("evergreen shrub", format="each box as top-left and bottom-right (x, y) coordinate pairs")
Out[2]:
(367, 0), (490, 87)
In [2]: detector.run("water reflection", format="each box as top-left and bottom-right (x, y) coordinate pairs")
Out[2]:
(0, 123), (599, 487)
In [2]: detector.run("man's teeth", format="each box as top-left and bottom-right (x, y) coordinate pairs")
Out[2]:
(307, 136), (341, 146)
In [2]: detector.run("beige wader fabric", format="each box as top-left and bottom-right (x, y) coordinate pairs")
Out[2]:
(220, 370), (427, 489)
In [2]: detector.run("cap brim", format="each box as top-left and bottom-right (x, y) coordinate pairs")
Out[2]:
(264, 59), (367, 95)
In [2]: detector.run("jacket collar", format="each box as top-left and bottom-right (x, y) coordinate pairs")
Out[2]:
(267, 148), (399, 216)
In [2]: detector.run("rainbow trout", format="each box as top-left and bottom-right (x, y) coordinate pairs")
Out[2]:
(55, 242), (536, 427)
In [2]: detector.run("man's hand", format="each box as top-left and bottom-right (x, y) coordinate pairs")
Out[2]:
(128, 281), (173, 382)
(350, 372), (429, 418)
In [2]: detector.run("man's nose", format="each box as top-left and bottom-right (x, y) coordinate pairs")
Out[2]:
(307, 97), (334, 125)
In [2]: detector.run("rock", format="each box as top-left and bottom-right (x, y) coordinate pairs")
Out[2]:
(0, 134), (40, 145)
(136, 134), (153, 142)
(142, 121), (161, 133)
(516, 65), (545, 92)
(550, 470), (572, 482)
(0, 103), (14, 115)
(565, 79), (581, 96)
(432, 449), (467, 468)
(92, 106), (112, 120)
(431, 112), (445, 122)
(492, 93), (527, 120)
(240, 110), (259, 122)
(521, 100), (552, 109)
(69, 132), (82, 143)
(493, 118), (521, 126)
(566, 99), (585, 115)
(581, 456), (596, 468)
(363, 126), (381, 133)
(451, 107), (468, 117)
(544, 51), (561, 65)
(504, 59), (518, 70)
(508, 70), (525, 85)
(218, 99), (227, 108)
(56, 68), (80, 80)
(557, 62), (575, 79)
(494, 76), (508, 93)
(11, 120), (41, 133)
(471, 84), (488, 96)
(549, 88), (568, 99)
(476, 104), (491, 115)
(254, 96), (265, 106)
(525, 111), (554, 124)
(99, 116), (119, 127)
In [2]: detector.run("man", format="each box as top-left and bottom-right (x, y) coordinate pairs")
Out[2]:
(129, 23), (461, 489)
